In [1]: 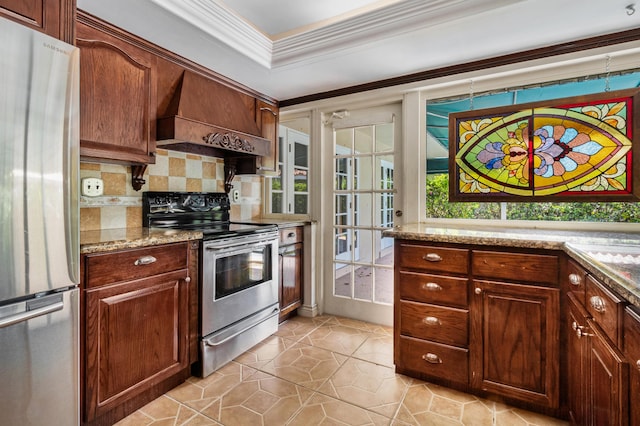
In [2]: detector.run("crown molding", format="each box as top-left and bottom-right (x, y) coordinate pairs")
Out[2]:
(152, 0), (273, 67)
(152, 0), (520, 69)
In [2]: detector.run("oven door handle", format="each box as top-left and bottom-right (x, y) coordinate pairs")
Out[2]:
(203, 307), (279, 347)
(205, 240), (274, 257)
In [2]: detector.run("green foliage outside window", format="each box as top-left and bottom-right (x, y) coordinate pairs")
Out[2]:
(426, 173), (640, 222)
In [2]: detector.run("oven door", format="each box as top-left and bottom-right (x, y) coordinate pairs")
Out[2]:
(201, 234), (279, 336)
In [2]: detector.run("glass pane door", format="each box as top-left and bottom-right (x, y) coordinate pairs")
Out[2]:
(325, 104), (401, 325)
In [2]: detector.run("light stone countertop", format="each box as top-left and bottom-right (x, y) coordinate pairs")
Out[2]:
(80, 227), (202, 254)
(384, 223), (640, 309)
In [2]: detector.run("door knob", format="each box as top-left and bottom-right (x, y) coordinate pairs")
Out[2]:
(395, 210), (403, 217)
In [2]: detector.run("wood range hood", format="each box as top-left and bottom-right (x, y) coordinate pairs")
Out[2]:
(156, 70), (270, 159)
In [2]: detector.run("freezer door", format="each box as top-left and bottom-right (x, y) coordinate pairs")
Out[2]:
(0, 17), (80, 301)
(0, 289), (79, 425)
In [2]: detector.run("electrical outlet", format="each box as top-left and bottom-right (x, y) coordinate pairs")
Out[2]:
(231, 188), (240, 202)
(82, 177), (104, 197)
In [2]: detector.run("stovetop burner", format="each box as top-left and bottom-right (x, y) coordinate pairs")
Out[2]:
(142, 191), (277, 240)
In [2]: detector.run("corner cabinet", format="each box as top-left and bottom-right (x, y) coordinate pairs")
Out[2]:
(565, 265), (629, 426)
(76, 14), (157, 167)
(0, 0), (74, 42)
(81, 242), (192, 426)
(278, 226), (303, 322)
(394, 240), (561, 415)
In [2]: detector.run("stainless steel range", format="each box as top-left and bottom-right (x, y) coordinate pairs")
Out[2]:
(143, 192), (279, 377)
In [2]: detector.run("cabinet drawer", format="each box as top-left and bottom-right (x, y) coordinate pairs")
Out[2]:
(398, 243), (469, 274)
(585, 275), (625, 346)
(279, 226), (303, 245)
(84, 243), (188, 288)
(397, 335), (469, 384)
(566, 259), (587, 302)
(399, 271), (468, 307)
(472, 250), (558, 284)
(400, 301), (468, 347)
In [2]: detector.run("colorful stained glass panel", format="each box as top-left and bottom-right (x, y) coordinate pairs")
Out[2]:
(449, 89), (638, 201)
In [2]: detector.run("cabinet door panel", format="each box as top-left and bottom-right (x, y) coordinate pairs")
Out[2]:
(624, 307), (640, 426)
(255, 99), (278, 174)
(588, 320), (629, 426)
(84, 270), (188, 420)
(77, 21), (156, 165)
(0, 0), (72, 41)
(280, 242), (303, 317)
(567, 293), (589, 426)
(471, 279), (559, 408)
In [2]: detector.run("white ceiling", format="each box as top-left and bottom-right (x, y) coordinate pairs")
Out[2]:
(77, 0), (640, 102)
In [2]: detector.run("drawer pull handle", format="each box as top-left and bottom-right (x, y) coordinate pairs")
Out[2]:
(571, 321), (592, 338)
(636, 360), (640, 371)
(287, 232), (295, 238)
(568, 273), (582, 286)
(422, 282), (442, 292)
(589, 295), (606, 313)
(422, 316), (440, 326)
(134, 255), (157, 266)
(423, 253), (442, 262)
(422, 353), (442, 364)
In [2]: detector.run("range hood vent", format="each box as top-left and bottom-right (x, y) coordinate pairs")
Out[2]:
(156, 70), (270, 158)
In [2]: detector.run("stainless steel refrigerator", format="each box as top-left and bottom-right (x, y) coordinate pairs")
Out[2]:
(0, 17), (80, 426)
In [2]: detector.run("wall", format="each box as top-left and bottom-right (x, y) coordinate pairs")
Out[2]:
(79, 148), (263, 231)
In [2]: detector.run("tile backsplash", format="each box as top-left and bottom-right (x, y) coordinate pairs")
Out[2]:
(80, 149), (263, 231)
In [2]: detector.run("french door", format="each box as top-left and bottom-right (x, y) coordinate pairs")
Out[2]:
(323, 104), (402, 326)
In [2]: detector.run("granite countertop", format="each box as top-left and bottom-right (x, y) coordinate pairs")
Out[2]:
(384, 223), (640, 309)
(80, 227), (202, 254)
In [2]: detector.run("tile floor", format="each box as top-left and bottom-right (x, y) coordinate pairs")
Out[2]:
(115, 315), (568, 426)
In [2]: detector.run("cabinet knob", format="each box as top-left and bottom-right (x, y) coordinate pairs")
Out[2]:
(287, 232), (295, 238)
(422, 282), (442, 292)
(474, 287), (482, 295)
(576, 327), (593, 338)
(568, 273), (582, 286)
(423, 253), (442, 262)
(636, 360), (640, 371)
(185, 276), (191, 283)
(134, 255), (157, 266)
(422, 316), (441, 326)
(589, 295), (606, 313)
(422, 353), (442, 364)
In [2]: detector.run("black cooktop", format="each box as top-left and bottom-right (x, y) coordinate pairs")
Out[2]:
(142, 191), (277, 239)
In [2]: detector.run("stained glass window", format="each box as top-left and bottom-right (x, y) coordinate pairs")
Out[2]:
(449, 89), (639, 201)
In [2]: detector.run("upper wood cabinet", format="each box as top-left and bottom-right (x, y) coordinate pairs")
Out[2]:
(0, 0), (74, 42)
(76, 16), (156, 166)
(255, 99), (279, 175)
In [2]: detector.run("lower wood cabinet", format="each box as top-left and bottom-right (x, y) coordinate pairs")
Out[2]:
(81, 242), (192, 426)
(565, 261), (631, 426)
(623, 307), (640, 426)
(278, 226), (303, 322)
(394, 240), (561, 415)
(470, 279), (559, 409)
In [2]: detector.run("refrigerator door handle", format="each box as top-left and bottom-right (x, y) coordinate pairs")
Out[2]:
(0, 299), (64, 329)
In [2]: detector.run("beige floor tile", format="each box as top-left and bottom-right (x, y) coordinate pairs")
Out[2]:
(460, 400), (494, 425)
(261, 341), (348, 390)
(318, 357), (411, 418)
(325, 316), (393, 335)
(113, 409), (153, 425)
(510, 408), (569, 425)
(274, 315), (329, 341)
(288, 392), (389, 426)
(298, 323), (372, 355)
(200, 369), (314, 426)
(352, 332), (394, 366)
(495, 409), (528, 425)
(233, 334), (297, 369)
(168, 362), (256, 412)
